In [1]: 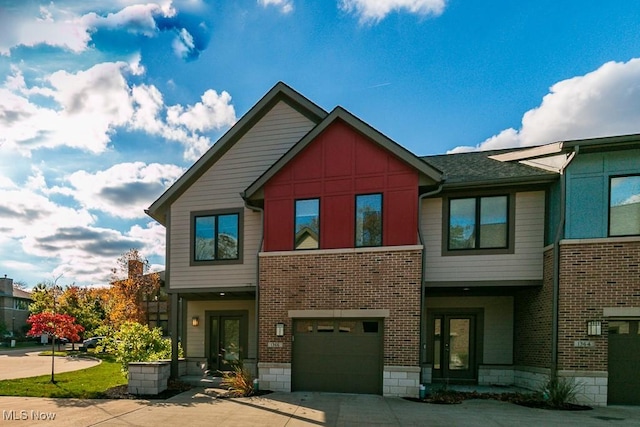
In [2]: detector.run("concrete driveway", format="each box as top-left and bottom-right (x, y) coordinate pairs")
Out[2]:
(0, 347), (100, 380)
(1, 389), (639, 427)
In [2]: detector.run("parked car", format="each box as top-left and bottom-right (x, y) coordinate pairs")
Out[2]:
(81, 336), (104, 350)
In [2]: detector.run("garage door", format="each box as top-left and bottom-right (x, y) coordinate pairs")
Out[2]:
(608, 320), (640, 405)
(292, 319), (383, 394)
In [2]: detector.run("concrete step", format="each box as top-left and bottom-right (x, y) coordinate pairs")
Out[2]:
(180, 375), (225, 387)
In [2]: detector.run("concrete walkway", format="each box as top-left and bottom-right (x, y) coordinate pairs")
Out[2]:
(0, 388), (639, 426)
(0, 347), (100, 380)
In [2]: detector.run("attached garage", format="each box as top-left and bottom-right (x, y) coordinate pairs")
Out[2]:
(292, 319), (383, 394)
(608, 320), (640, 405)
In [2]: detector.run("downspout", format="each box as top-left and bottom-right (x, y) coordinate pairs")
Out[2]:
(551, 147), (578, 379)
(417, 183), (443, 383)
(242, 194), (264, 377)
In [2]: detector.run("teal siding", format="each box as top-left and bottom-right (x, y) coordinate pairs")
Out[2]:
(565, 149), (640, 239)
(546, 180), (561, 245)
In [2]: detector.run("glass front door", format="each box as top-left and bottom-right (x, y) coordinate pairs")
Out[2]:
(431, 313), (476, 382)
(209, 315), (243, 371)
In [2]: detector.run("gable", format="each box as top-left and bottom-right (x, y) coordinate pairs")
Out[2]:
(146, 82), (327, 225)
(262, 119), (422, 251)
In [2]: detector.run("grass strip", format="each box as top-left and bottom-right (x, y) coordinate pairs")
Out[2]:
(0, 353), (126, 398)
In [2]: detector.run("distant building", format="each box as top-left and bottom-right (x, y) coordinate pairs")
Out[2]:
(114, 260), (169, 336)
(0, 275), (32, 336)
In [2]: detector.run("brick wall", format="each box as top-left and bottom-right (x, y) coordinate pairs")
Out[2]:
(558, 240), (640, 371)
(513, 248), (553, 368)
(258, 248), (422, 366)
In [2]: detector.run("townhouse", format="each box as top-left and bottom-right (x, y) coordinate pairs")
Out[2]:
(146, 82), (640, 406)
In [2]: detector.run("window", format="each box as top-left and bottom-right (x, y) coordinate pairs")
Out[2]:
(448, 195), (508, 250)
(13, 299), (29, 310)
(610, 175), (640, 236)
(356, 194), (382, 247)
(295, 199), (319, 249)
(191, 209), (241, 264)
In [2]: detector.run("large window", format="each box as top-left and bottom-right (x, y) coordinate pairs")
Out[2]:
(448, 195), (508, 250)
(356, 194), (382, 247)
(192, 210), (241, 264)
(295, 199), (320, 249)
(610, 175), (640, 236)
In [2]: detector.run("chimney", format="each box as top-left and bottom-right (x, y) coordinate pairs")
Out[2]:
(128, 260), (144, 279)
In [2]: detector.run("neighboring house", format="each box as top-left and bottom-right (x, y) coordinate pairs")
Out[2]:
(114, 260), (169, 335)
(146, 82), (640, 406)
(0, 275), (32, 336)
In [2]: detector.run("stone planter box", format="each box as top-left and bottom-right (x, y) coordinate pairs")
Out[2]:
(128, 361), (170, 395)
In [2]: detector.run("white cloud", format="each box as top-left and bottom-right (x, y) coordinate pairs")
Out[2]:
(0, 177), (169, 285)
(258, 0), (294, 14)
(340, 0), (446, 24)
(451, 58), (640, 152)
(0, 2), (177, 56)
(54, 162), (185, 219)
(2, 60), (236, 161)
(167, 89), (236, 133)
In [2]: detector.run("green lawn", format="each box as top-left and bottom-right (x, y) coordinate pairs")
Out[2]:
(0, 353), (126, 398)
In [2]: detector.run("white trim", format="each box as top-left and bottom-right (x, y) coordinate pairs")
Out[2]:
(260, 245), (423, 257)
(288, 309), (390, 318)
(603, 307), (640, 318)
(560, 236), (640, 245)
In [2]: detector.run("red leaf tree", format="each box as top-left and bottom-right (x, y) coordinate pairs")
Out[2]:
(26, 312), (84, 383)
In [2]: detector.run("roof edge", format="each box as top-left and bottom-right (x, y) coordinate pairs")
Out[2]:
(243, 106), (442, 199)
(146, 82), (328, 224)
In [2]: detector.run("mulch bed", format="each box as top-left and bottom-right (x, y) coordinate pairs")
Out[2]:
(404, 391), (592, 410)
(101, 379), (193, 400)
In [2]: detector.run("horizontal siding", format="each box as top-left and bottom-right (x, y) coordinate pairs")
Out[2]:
(170, 101), (317, 289)
(422, 191), (545, 282)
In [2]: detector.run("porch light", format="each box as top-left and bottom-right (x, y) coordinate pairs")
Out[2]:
(275, 322), (285, 337)
(587, 320), (602, 336)
(192, 316), (199, 327)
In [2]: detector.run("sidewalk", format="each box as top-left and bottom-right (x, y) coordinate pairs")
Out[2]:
(1, 388), (639, 426)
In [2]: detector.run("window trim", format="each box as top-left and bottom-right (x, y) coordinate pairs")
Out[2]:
(190, 208), (243, 266)
(355, 193), (383, 248)
(608, 174), (640, 237)
(442, 193), (515, 256)
(294, 198), (320, 250)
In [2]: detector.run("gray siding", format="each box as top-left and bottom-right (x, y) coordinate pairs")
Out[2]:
(169, 101), (317, 289)
(422, 191), (545, 282)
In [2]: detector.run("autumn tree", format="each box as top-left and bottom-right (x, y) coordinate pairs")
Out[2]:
(106, 249), (161, 328)
(26, 313), (84, 383)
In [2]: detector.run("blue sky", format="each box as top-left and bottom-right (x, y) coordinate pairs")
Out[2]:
(1, 0), (640, 287)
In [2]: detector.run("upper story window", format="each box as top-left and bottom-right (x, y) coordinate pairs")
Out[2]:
(191, 209), (242, 265)
(447, 195), (509, 251)
(610, 175), (640, 236)
(295, 199), (320, 249)
(355, 193), (382, 247)
(14, 299), (29, 310)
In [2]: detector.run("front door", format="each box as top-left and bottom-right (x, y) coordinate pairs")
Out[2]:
(430, 313), (477, 383)
(208, 314), (245, 372)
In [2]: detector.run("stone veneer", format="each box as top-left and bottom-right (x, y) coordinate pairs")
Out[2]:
(128, 362), (170, 395)
(258, 246), (423, 397)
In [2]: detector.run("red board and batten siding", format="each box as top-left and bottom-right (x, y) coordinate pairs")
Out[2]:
(263, 120), (419, 251)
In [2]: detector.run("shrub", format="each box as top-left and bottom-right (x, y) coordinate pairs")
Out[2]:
(220, 363), (255, 397)
(111, 322), (181, 375)
(541, 376), (581, 407)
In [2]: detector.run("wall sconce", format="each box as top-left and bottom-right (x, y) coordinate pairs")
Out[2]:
(587, 320), (602, 336)
(275, 322), (285, 337)
(192, 316), (199, 327)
